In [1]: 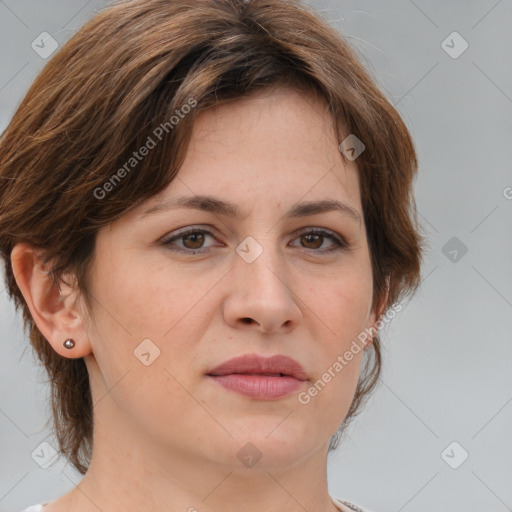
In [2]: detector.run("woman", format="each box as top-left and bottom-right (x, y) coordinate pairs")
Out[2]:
(0, 0), (424, 511)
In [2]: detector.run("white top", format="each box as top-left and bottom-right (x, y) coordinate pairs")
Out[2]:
(22, 496), (373, 512)
(333, 497), (374, 512)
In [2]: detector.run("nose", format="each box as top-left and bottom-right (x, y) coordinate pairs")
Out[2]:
(222, 239), (303, 334)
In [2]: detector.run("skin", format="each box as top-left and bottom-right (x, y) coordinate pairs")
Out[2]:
(12, 87), (384, 512)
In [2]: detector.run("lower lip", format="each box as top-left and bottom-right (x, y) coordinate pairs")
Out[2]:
(208, 374), (305, 399)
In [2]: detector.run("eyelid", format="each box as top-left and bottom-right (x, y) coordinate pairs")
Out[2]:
(160, 226), (218, 248)
(289, 228), (348, 253)
(160, 224), (349, 254)
(293, 226), (347, 245)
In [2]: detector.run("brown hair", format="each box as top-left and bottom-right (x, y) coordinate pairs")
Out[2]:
(0, 0), (424, 474)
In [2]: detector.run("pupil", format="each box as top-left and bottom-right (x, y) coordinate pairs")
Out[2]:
(184, 233), (204, 249)
(304, 234), (321, 249)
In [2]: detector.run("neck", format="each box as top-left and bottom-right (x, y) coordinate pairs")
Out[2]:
(62, 414), (339, 512)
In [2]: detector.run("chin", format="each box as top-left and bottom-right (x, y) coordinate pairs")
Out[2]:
(212, 420), (320, 471)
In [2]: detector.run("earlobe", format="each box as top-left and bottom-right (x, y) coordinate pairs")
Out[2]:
(10, 242), (92, 359)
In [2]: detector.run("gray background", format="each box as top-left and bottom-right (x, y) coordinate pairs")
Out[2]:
(1, 1), (511, 511)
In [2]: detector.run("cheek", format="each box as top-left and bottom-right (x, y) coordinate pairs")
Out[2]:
(310, 268), (373, 345)
(301, 270), (371, 399)
(86, 257), (219, 385)
(335, 281), (372, 335)
(292, 269), (371, 405)
(91, 252), (196, 336)
(296, 341), (363, 439)
(92, 360), (202, 448)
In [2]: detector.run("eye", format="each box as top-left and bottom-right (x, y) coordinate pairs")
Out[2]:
(290, 228), (347, 254)
(161, 227), (217, 254)
(161, 226), (348, 255)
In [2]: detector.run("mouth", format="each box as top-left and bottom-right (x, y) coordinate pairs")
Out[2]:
(206, 353), (308, 400)
(207, 373), (306, 400)
(207, 353), (308, 380)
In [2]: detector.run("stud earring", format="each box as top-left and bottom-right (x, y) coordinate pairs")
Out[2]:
(63, 338), (75, 349)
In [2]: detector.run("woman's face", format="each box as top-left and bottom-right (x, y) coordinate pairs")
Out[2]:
(79, 87), (379, 471)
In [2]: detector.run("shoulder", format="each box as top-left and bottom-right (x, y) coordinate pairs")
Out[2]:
(20, 505), (44, 512)
(333, 496), (375, 512)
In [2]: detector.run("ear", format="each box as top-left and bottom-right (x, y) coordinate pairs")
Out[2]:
(363, 276), (390, 351)
(10, 242), (92, 359)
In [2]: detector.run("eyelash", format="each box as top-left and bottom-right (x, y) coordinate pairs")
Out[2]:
(161, 227), (348, 255)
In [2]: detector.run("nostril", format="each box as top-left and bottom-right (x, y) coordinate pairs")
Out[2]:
(241, 318), (252, 324)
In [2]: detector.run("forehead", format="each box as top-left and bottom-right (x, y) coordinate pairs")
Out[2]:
(190, 87), (336, 156)
(121, 87), (363, 227)
(164, 89), (359, 203)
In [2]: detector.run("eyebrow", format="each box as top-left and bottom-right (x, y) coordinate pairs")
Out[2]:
(140, 195), (362, 225)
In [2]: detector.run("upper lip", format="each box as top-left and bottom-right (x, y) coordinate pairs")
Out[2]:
(207, 354), (308, 381)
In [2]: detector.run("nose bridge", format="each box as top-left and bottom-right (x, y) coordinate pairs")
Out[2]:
(224, 230), (302, 332)
(235, 230), (287, 289)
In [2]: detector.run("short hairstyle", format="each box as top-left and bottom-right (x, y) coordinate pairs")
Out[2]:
(0, 0), (424, 475)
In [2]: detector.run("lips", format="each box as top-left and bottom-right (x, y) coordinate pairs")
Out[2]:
(207, 354), (308, 400)
(207, 353), (308, 381)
